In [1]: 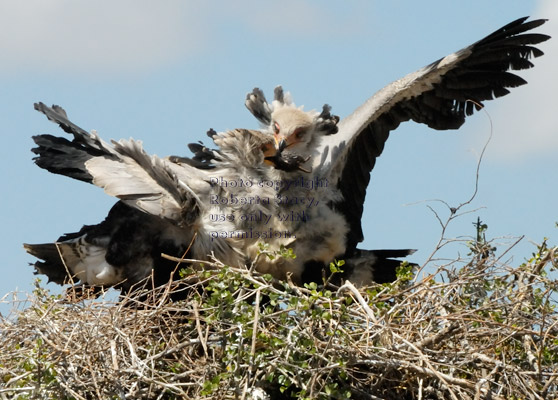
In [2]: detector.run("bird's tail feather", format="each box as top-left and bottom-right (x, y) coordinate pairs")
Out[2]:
(23, 242), (71, 285)
(346, 248), (417, 285)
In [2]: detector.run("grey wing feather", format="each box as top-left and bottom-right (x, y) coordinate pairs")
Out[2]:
(314, 17), (549, 251)
(32, 102), (118, 182)
(86, 139), (207, 226)
(33, 102), (208, 227)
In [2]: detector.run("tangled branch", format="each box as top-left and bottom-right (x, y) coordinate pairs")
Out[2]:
(1, 240), (557, 399)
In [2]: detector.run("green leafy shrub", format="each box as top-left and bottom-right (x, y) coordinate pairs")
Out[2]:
(1, 234), (557, 399)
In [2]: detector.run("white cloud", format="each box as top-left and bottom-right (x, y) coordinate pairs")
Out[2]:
(219, 0), (372, 39)
(0, 1), (372, 77)
(467, 0), (558, 162)
(0, 0), (210, 76)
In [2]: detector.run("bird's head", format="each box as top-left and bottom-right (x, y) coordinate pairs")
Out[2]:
(270, 107), (315, 153)
(246, 86), (339, 173)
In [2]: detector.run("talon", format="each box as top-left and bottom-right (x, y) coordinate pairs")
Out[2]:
(265, 152), (311, 173)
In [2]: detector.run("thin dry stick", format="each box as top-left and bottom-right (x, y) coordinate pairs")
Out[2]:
(416, 100), (494, 278)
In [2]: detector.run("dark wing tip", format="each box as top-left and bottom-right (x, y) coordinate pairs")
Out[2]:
(245, 88), (272, 125)
(316, 104), (340, 135)
(476, 16), (551, 48)
(274, 86), (284, 103)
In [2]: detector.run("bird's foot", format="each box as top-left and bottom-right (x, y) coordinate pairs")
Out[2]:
(265, 153), (312, 173)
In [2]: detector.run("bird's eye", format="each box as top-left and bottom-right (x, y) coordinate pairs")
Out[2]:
(293, 127), (306, 139)
(273, 122), (280, 134)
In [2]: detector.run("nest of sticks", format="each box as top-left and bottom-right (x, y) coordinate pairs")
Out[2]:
(1, 238), (557, 400)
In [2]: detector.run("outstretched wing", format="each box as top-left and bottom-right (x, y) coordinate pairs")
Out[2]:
(32, 103), (209, 226)
(314, 17), (550, 252)
(85, 139), (207, 225)
(32, 102), (119, 182)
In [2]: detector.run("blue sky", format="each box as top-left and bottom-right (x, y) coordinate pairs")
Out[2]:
(1, 1), (556, 316)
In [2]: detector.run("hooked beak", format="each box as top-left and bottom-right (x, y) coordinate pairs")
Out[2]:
(278, 138), (287, 152)
(263, 131), (311, 173)
(274, 133), (288, 153)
